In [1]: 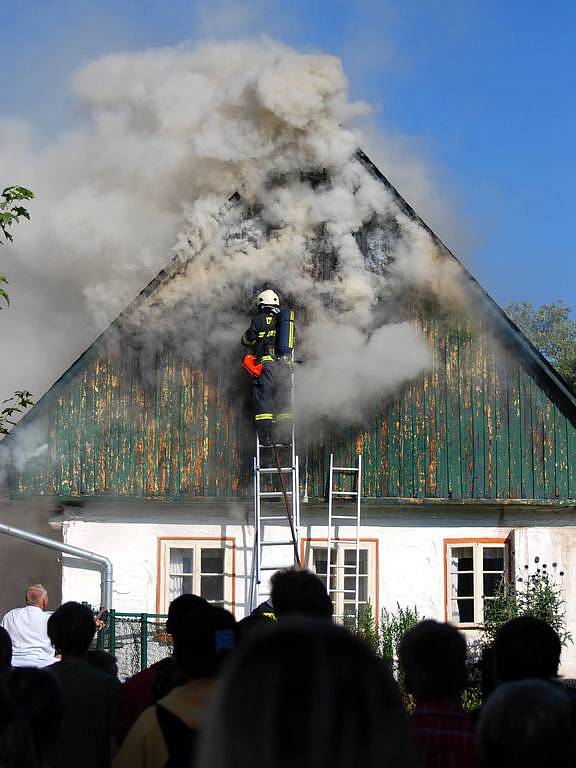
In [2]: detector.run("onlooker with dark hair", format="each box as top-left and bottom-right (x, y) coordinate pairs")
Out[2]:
(270, 567), (333, 620)
(85, 650), (119, 678)
(197, 618), (418, 768)
(399, 619), (475, 768)
(493, 616), (561, 683)
(1, 584), (55, 668)
(0, 667), (64, 768)
(477, 679), (573, 768)
(47, 601), (121, 768)
(117, 593), (209, 743)
(114, 603), (237, 768)
(0, 628), (12, 675)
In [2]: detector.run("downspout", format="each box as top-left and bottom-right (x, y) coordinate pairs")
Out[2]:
(0, 523), (113, 609)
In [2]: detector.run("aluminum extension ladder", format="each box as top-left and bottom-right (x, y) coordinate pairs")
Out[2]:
(249, 367), (300, 612)
(326, 453), (362, 621)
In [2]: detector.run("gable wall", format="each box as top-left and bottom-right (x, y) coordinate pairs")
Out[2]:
(11, 310), (576, 502)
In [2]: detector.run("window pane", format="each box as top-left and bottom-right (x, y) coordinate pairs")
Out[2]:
(483, 573), (503, 597)
(343, 575), (368, 601)
(343, 603), (357, 621)
(483, 547), (504, 572)
(312, 548), (336, 590)
(201, 575), (224, 602)
(456, 573), (474, 597)
(201, 548), (224, 574)
(452, 599), (475, 623)
(344, 549), (368, 573)
(170, 548), (193, 575)
(451, 547), (473, 571)
(169, 575), (193, 601)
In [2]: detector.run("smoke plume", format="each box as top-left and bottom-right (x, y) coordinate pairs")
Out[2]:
(0, 37), (462, 428)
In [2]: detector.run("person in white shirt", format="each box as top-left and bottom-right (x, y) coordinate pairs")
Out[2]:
(1, 584), (56, 668)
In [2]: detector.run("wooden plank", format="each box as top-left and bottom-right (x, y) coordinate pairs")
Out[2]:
(471, 326), (486, 498)
(554, 407), (569, 499)
(445, 325), (462, 498)
(387, 399), (401, 497)
(508, 365), (523, 498)
(542, 392), (556, 499)
(519, 369), (535, 499)
(567, 415), (576, 498)
(400, 386), (415, 498)
(435, 322), (449, 497)
(532, 381), (546, 498)
(459, 323), (475, 498)
(494, 354), (510, 499)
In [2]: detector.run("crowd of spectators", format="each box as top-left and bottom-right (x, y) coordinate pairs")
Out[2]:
(0, 571), (574, 768)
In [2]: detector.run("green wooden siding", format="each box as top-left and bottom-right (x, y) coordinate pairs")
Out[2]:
(11, 309), (576, 502)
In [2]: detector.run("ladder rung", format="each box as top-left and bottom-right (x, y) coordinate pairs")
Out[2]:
(327, 564), (358, 570)
(258, 467), (295, 473)
(260, 540), (296, 546)
(259, 491), (292, 498)
(332, 467), (359, 472)
(328, 589), (357, 595)
(330, 491), (358, 496)
(330, 514), (358, 520)
(260, 565), (290, 571)
(260, 515), (291, 521)
(259, 443), (293, 449)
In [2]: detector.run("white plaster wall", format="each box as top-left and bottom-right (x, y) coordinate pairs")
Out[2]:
(62, 519), (257, 615)
(62, 516), (576, 676)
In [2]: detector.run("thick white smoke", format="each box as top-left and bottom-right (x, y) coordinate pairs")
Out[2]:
(0, 37), (462, 428)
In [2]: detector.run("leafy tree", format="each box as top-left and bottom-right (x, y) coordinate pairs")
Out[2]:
(1, 185), (35, 437)
(506, 300), (576, 389)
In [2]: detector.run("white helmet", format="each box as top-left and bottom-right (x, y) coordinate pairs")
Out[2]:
(256, 289), (280, 309)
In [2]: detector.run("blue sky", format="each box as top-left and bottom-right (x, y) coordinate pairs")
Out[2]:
(2, 0), (575, 310)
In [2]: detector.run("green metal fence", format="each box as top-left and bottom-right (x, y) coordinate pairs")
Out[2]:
(96, 611), (172, 680)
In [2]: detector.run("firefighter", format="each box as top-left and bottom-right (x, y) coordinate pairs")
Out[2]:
(241, 289), (293, 446)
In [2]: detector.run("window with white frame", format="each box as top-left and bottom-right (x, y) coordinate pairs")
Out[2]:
(446, 541), (507, 626)
(159, 539), (234, 613)
(305, 540), (377, 623)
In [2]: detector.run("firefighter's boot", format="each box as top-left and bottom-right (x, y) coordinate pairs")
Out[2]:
(258, 421), (273, 447)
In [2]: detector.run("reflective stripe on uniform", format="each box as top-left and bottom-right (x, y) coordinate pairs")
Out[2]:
(266, 330), (276, 337)
(261, 355), (275, 362)
(258, 331), (266, 338)
(255, 413), (274, 421)
(276, 412), (293, 421)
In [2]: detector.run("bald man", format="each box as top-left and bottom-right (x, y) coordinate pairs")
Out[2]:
(1, 584), (56, 667)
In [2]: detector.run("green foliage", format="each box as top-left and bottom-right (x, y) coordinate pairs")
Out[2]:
(506, 300), (576, 389)
(354, 600), (381, 653)
(0, 390), (34, 436)
(352, 601), (421, 672)
(380, 603), (421, 670)
(0, 186), (34, 244)
(1, 185), (34, 308)
(483, 558), (571, 648)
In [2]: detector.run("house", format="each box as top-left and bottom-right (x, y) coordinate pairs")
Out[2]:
(3, 150), (576, 672)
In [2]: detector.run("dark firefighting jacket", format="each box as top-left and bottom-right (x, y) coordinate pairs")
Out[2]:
(241, 309), (278, 362)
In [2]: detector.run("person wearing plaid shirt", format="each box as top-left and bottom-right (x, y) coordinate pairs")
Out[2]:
(400, 620), (476, 768)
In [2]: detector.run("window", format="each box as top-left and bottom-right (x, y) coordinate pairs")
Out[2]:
(158, 539), (235, 613)
(445, 540), (508, 626)
(304, 540), (377, 623)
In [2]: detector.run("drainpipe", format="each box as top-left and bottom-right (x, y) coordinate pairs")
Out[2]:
(0, 523), (113, 609)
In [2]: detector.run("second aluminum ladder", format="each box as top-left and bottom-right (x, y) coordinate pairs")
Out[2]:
(326, 453), (362, 622)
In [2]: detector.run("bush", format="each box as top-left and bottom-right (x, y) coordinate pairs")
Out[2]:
(353, 601), (420, 674)
(483, 558), (571, 648)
